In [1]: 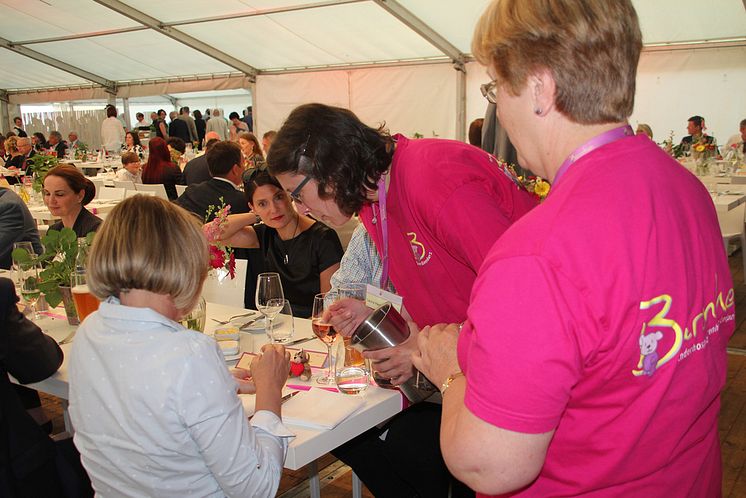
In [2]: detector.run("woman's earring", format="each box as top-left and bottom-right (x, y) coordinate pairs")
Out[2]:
(534, 108), (542, 116)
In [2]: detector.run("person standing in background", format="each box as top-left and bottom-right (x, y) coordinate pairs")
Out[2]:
(12, 117), (27, 138)
(100, 105), (125, 153)
(206, 109), (229, 141)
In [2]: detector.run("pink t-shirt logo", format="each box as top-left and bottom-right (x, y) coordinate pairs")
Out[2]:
(632, 285), (735, 378)
(407, 231), (432, 267)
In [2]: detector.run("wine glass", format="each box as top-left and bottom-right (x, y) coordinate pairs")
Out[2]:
(312, 291), (339, 385)
(20, 263), (42, 320)
(11, 241), (36, 287)
(255, 272), (285, 340)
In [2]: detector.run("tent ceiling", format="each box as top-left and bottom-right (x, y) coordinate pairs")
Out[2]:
(0, 0), (744, 93)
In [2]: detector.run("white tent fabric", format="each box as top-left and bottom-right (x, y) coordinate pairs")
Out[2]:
(0, 0), (744, 147)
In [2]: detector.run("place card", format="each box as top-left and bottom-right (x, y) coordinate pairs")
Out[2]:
(365, 284), (403, 312)
(236, 349), (329, 370)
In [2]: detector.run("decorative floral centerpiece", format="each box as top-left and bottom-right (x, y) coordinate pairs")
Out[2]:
(203, 198), (236, 280)
(74, 142), (89, 161)
(26, 153), (59, 192)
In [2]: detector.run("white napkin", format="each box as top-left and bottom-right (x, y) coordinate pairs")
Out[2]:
(280, 388), (365, 430)
(239, 387), (295, 417)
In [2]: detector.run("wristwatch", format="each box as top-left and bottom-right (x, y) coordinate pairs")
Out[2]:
(440, 371), (464, 394)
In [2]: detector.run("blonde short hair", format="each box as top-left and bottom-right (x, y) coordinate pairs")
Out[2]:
(472, 0), (642, 124)
(87, 196), (208, 311)
(636, 123), (653, 140)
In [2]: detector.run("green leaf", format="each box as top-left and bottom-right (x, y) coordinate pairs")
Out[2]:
(44, 288), (62, 308)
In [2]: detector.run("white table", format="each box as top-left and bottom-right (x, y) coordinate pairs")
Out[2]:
(711, 192), (746, 212)
(23, 302), (403, 497)
(26, 199), (121, 223)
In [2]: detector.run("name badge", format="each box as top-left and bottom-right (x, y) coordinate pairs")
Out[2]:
(365, 284), (403, 313)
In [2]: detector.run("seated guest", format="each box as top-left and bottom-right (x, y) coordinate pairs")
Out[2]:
(168, 111), (190, 144)
(0, 277), (93, 497)
(0, 136), (6, 165)
(69, 196), (292, 497)
(13, 137), (36, 178)
(115, 152), (142, 184)
(175, 141), (249, 220)
(48, 131), (67, 159)
(67, 131), (80, 150)
(216, 166), (343, 318)
(32, 132), (48, 152)
(183, 133), (220, 185)
(167, 136), (186, 168)
(229, 112), (249, 141)
(43, 166), (102, 237)
(238, 131), (265, 168)
(141, 137), (183, 200)
(413, 1), (732, 496)
(121, 131), (144, 159)
(635, 123), (653, 140)
(725, 118), (746, 154)
(680, 115), (716, 151)
(468, 118), (484, 147)
(262, 130), (277, 156)
(3, 136), (24, 184)
(0, 186), (42, 269)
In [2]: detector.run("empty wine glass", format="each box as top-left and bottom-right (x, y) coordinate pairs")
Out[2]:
(255, 272), (284, 339)
(20, 262), (42, 320)
(12, 241), (37, 287)
(312, 291), (339, 384)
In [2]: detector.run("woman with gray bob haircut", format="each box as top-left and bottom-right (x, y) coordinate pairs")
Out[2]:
(412, 0), (732, 496)
(68, 195), (292, 497)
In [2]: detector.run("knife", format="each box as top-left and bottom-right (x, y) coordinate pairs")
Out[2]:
(283, 336), (316, 347)
(281, 391), (300, 404)
(238, 317), (262, 331)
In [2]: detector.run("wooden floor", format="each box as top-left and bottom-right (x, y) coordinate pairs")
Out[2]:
(40, 251), (746, 497)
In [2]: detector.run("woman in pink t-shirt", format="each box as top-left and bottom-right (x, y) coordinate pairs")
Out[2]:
(412, 1), (733, 497)
(267, 104), (536, 497)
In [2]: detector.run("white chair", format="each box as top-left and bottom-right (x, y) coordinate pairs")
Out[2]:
(135, 183), (169, 200)
(175, 184), (187, 197)
(90, 178), (105, 198)
(201, 259), (248, 308)
(125, 189), (155, 198)
(113, 180), (136, 191)
(97, 187), (126, 200)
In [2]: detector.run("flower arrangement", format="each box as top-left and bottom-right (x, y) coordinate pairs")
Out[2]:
(519, 175), (551, 200)
(25, 153), (60, 192)
(203, 198), (236, 280)
(73, 142), (89, 161)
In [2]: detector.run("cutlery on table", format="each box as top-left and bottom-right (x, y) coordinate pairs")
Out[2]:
(283, 336), (316, 347)
(211, 312), (257, 325)
(281, 391), (300, 404)
(238, 317), (263, 331)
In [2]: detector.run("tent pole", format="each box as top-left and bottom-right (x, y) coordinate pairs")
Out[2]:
(122, 98), (132, 131)
(0, 90), (8, 135)
(455, 62), (466, 142)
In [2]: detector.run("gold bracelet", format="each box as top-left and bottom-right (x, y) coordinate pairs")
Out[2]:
(440, 371), (464, 394)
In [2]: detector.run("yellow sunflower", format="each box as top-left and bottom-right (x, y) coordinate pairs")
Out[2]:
(534, 179), (550, 198)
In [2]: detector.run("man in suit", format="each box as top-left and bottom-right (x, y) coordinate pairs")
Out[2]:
(67, 132), (80, 150)
(16, 138), (35, 176)
(0, 187), (42, 270)
(178, 106), (199, 144)
(175, 140), (250, 220)
(47, 131), (67, 159)
(680, 115), (716, 148)
(168, 111), (190, 144)
(182, 132), (220, 185)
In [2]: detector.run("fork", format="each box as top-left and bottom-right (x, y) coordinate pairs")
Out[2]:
(211, 312), (257, 325)
(58, 330), (76, 345)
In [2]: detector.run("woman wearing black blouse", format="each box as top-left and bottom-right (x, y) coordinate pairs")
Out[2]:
(214, 143), (343, 317)
(43, 166), (102, 237)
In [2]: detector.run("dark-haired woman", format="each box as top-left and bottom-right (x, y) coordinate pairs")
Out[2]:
(229, 112), (249, 142)
(142, 137), (183, 200)
(193, 109), (206, 148)
(238, 131), (265, 169)
(32, 132), (48, 152)
(121, 131), (144, 159)
(215, 147), (342, 318)
(43, 165), (102, 237)
(267, 102), (537, 498)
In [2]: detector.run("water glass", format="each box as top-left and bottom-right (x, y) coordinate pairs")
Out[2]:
(256, 272), (284, 335)
(20, 263), (41, 320)
(338, 282), (367, 301)
(180, 296), (207, 332)
(267, 299), (294, 343)
(336, 340), (369, 395)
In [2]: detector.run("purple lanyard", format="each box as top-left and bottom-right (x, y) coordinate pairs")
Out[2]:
(553, 125), (634, 186)
(377, 175), (390, 290)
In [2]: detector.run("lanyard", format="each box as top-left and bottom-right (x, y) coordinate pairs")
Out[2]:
(376, 175), (390, 290)
(553, 125), (634, 186)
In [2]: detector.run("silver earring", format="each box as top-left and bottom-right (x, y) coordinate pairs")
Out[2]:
(534, 108), (542, 115)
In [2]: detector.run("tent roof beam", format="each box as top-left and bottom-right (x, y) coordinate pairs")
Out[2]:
(92, 0), (259, 80)
(0, 36), (117, 94)
(371, 0), (465, 66)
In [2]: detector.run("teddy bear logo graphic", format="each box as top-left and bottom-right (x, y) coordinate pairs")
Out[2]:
(639, 330), (664, 376)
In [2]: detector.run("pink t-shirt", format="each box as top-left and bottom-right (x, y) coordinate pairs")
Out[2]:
(359, 135), (537, 326)
(459, 135), (733, 497)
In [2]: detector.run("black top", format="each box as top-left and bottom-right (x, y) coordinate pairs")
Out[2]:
(195, 118), (206, 144)
(0, 277), (63, 493)
(48, 207), (102, 238)
(12, 126), (27, 138)
(153, 118), (167, 139)
(253, 221), (343, 318)
(144, 164), (183, 200)
(168, 119), (191, 143)
(183, 155), (211, 186)
(0, 188), (42, 269)
(175, 178), (249, 221)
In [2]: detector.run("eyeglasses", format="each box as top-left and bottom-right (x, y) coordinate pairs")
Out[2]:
(480, 80), (497, 104)
(289, 136), (313, 204)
